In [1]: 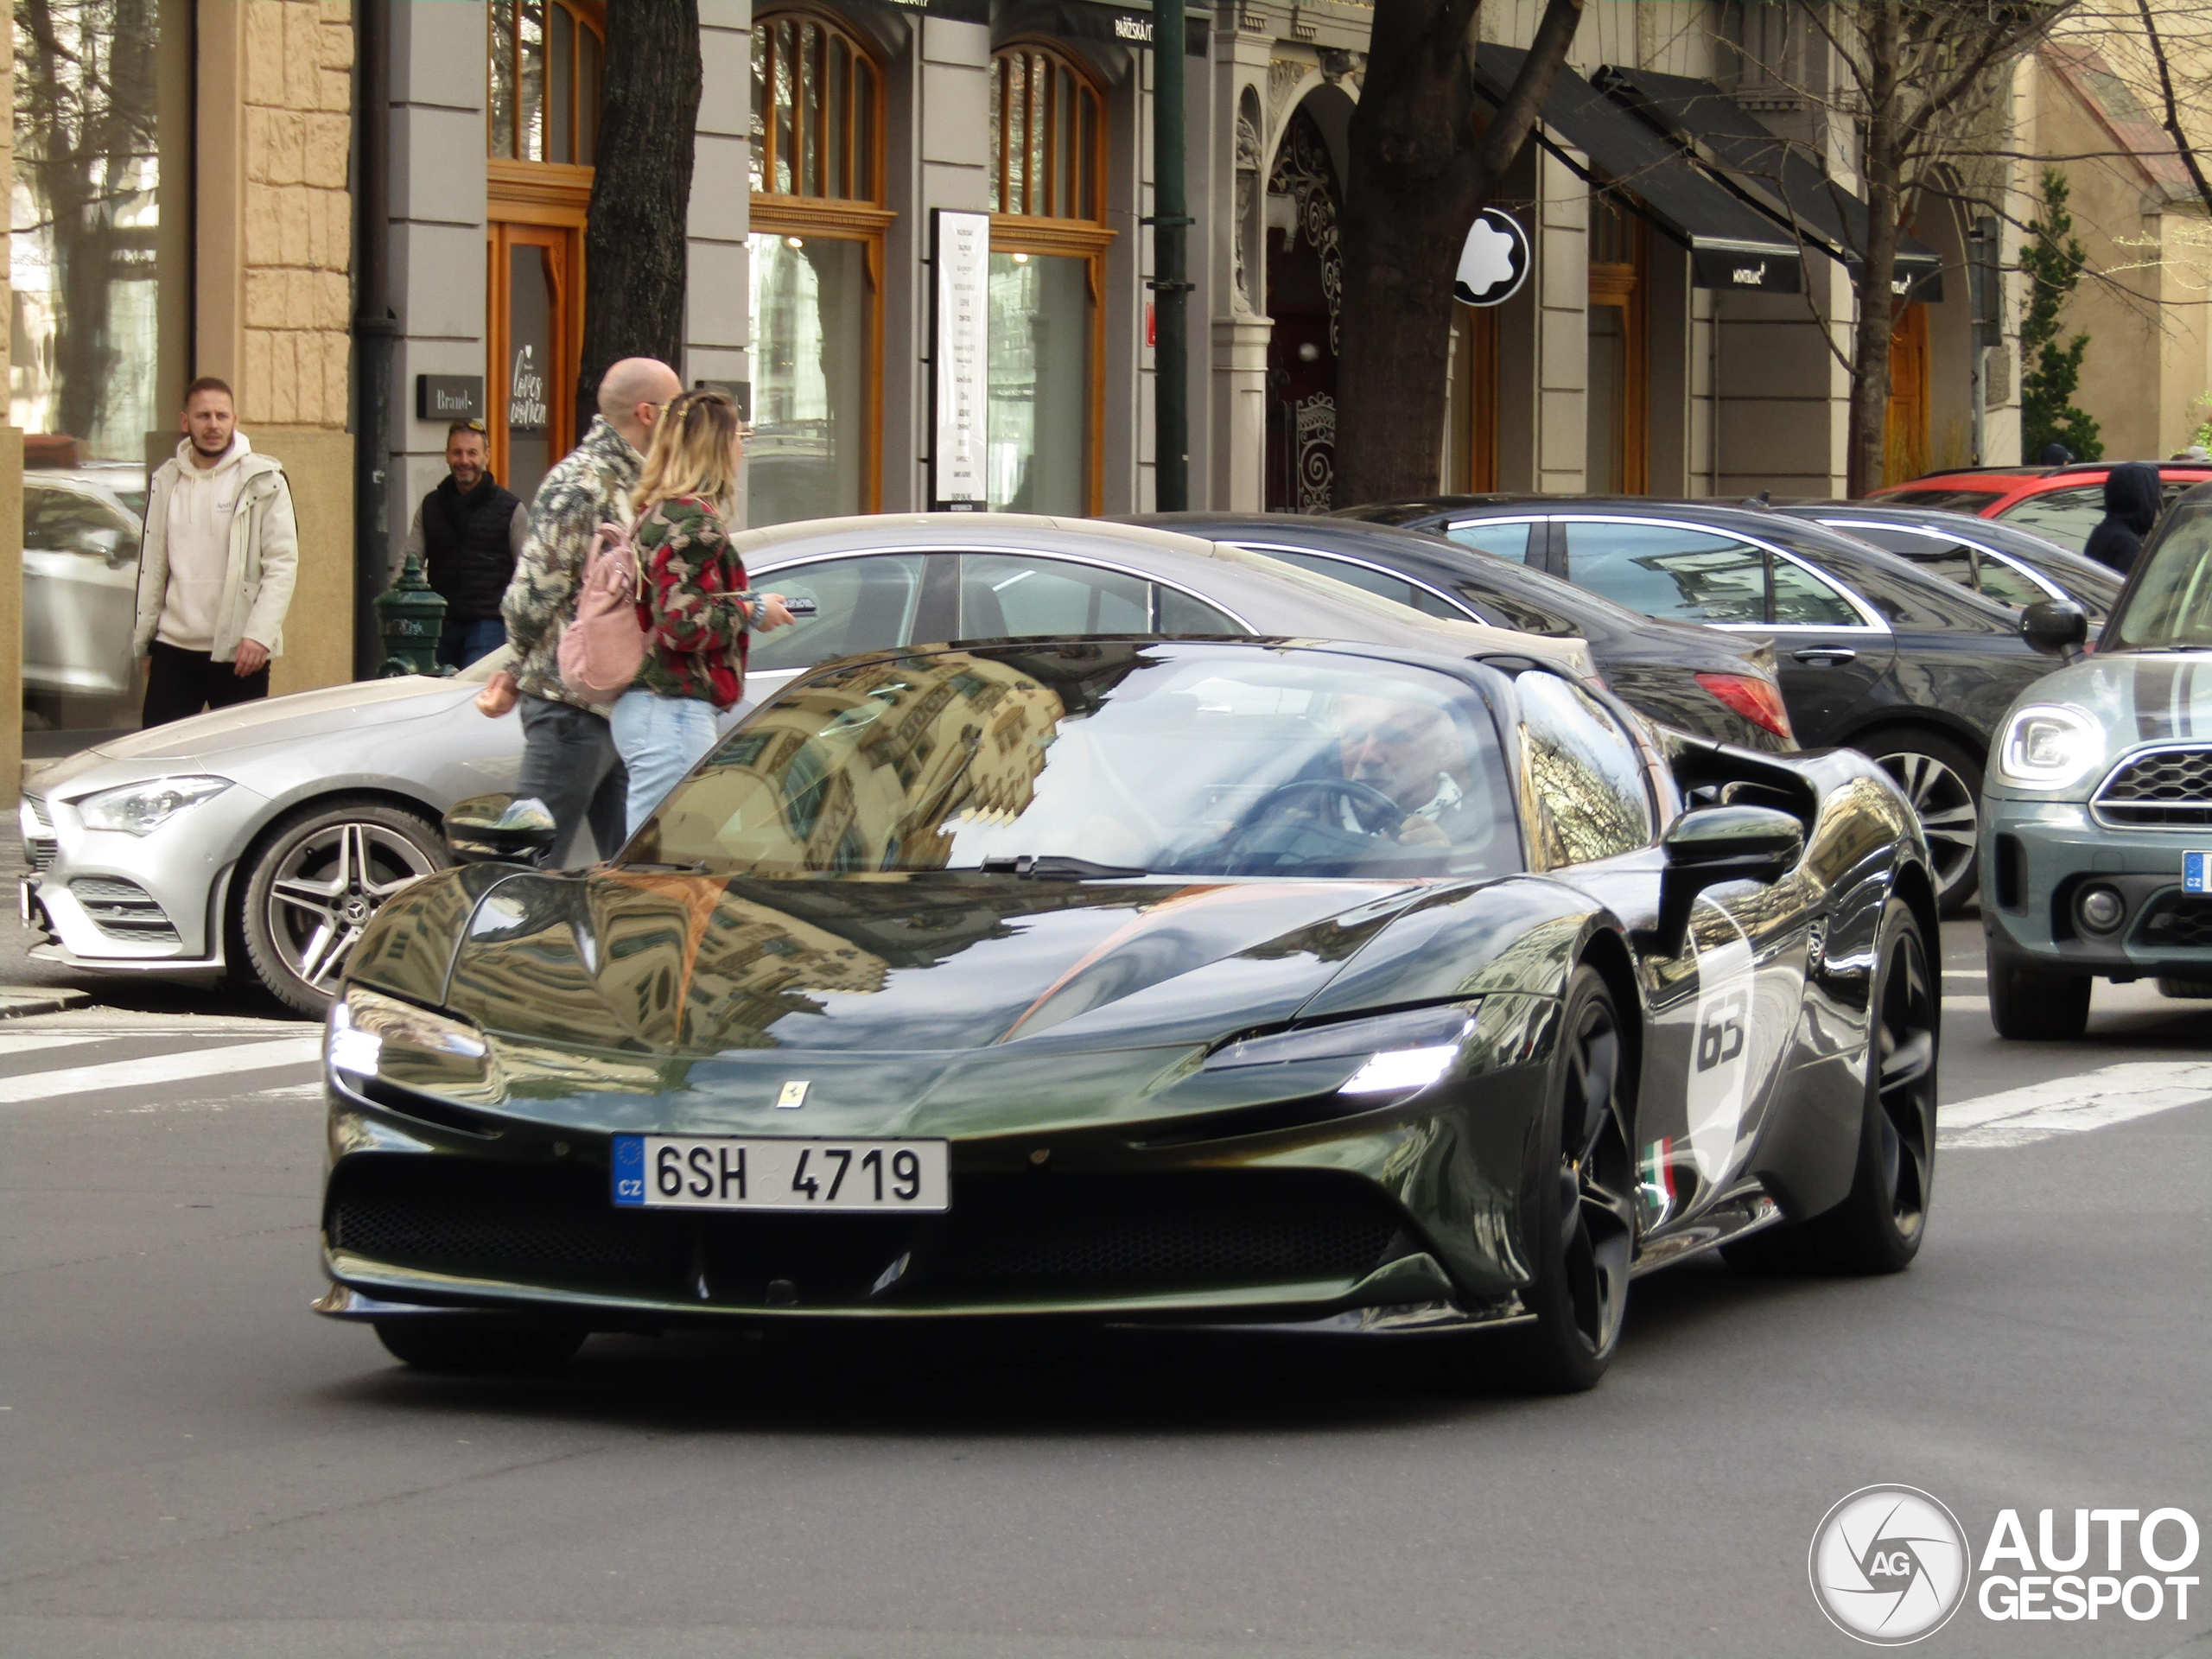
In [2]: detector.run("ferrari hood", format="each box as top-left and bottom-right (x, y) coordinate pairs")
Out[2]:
(433, 871), (1444, 1058)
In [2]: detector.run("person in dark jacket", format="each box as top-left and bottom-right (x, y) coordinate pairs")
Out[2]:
(395, 420), (528, 668)
(2083, 462), (2162, 576)
(2038, 442), (2075, 466)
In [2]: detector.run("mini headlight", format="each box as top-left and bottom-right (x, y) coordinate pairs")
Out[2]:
(327, 987), (487, 1081)
(1994, 704), (2104, 790)
(1204, 1001), (1478, 1096)
(75, 775), (232, 836)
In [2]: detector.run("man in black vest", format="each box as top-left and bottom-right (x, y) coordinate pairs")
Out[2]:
(396, 420), (528, 668)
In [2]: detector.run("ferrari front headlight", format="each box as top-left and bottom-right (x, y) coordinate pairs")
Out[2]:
(75, 775), (232, 836)
(1994, 704), (2104, 790)
(1204, 1001), (1478, 1096)
(327, 986), (487, 1081)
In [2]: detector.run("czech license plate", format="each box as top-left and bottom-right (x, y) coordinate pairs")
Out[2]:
(2186, 852), (2212, 893)
(611, 1135), (950, 1212)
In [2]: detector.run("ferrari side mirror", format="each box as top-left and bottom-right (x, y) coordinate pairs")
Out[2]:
(443, 792), (558, 867)
(2021, 598), (2089, 658)
(1651, 804), (1804, 954)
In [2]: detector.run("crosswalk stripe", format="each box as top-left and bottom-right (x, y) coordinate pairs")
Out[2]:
(0, 1036), (325, 1105)
(1939, 1060), (2212, 1149)
(0, 1033), (120, 1058)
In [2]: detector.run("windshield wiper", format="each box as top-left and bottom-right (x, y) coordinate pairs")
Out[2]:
(978, 855), (1149, 880)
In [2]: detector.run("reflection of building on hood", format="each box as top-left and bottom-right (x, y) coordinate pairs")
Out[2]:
(2085, 462), (2163, 576)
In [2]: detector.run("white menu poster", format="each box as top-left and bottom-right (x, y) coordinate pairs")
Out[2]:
(932, 210), (989, 509)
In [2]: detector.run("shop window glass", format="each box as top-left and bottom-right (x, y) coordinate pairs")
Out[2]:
(13, 0), (171, 736)
(986, 251), (1090, 513)
(488, 0), (601, 166)
(748, 232), (868, 524)
(990, 48), (1101, 219)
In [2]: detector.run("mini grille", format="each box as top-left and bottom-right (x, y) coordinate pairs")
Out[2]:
(2096, 748), (2212, 826)
(68, 877), (179, 944)
(2136, 894), (2212, 949)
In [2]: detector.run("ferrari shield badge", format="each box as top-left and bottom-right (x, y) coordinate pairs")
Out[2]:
(777, 1080), (810, 1109)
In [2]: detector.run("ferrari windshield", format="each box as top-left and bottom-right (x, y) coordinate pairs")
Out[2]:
(2104, 489), (2212, 651)
(625, 642), (1521, 880)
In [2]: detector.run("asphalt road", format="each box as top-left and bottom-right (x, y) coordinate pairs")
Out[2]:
(3, 918), (2208, 1659)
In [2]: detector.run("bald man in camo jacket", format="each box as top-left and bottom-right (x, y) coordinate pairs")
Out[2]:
(480, 356), (684, 861)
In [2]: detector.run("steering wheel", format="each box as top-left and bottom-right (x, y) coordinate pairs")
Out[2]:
(1225, 777), (1409, 847)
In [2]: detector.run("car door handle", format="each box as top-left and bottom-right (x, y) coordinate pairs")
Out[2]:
(1792, 646), (1857, 664)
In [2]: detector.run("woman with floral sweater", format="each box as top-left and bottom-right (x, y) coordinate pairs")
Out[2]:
(610, 390), (792, 837)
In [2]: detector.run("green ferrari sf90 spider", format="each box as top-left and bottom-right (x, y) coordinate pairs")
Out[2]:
(318, 636), (1938, 1391)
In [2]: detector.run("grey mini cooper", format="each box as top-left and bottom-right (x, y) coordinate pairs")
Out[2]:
(1982, 483), (2212, 1036)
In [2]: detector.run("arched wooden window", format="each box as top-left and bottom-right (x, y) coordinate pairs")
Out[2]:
(489, 0), (604, 166)
(485, 2), (605, 502)
(986, 45), (1112, 516)
(748, 10), (891, 526)
(989, 47), (1103, 220)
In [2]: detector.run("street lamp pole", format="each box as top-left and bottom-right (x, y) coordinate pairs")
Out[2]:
(1150, 0), (1191, 511)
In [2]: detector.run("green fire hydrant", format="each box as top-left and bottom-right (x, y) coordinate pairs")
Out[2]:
(373, 549), (451, 677)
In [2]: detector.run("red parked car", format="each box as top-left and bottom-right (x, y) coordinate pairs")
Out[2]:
(1870, 461), (2212, 554)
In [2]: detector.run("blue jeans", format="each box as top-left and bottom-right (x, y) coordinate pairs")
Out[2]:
(437, 616), (507, 670)
(610, 689), (722, 838)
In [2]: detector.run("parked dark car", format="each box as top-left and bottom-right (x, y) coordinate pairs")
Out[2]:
(1776, 502), (2124, 622)
(1344, 495), (2066, 910)
(1127, 512), (1795, 752)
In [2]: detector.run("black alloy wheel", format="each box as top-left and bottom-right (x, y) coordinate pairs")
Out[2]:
(1859, 731), (1983, 915)
(1735, 896), (1938, 1273)
(374, 1319), (588, 1373)
(240, 799), (448, 1016)
(1509, 965), (1637, 1392)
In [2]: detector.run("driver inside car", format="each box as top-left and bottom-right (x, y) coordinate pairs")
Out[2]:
(1331, 697), (1484, 849)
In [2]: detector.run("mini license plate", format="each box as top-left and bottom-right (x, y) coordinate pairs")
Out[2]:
(2187, 852), (2212, 894)
(611, 1135), (949, 1212)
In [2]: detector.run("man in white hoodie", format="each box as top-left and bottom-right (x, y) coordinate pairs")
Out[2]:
(131, 377), (301, 727)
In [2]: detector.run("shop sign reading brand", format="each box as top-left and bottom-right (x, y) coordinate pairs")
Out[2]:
(931, 209), (989, 511)
(1808, 1485), (2201, 1644)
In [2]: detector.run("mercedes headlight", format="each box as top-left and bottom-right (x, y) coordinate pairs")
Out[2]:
(327, 986), (488, 1082)
(75, 775), (232, 836)
(1994, 704), (2105, 790)
(1204, 1001), (1478, 1096)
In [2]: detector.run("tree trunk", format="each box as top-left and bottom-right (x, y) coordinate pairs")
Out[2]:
(1846, 2), (1903, 499)
(1333, 0), (1583, 507)
(576, 0), (704, 435)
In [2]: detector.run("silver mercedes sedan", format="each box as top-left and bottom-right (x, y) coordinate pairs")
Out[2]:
(21, 516), (1594, 1014)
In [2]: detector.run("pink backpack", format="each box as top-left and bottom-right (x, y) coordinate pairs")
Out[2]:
(556, 517), (650, 699)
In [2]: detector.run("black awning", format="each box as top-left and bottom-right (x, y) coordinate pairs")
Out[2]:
(1596, 67), (1946, 302)
(1475, 46), (1803, 294)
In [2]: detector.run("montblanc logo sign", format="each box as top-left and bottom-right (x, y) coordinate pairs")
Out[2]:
(1732, 261), (1769, 287)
